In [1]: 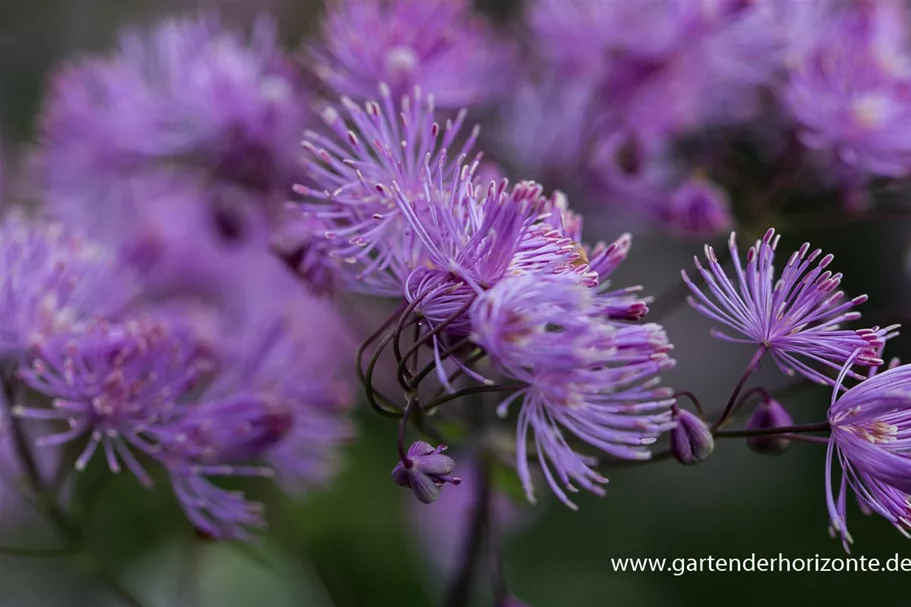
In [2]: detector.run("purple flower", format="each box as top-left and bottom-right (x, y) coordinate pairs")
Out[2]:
(783, 0), (911, 178)
(16, 317), (214, 486)
(659, 174), (733, 238)
(683, 228), (886, 385)
(493, 74), (600, 189)
(0, 213), (134, 358)
(670, 406), (714, 465)
(530, 0), (783, 143)
(471, 273), (675, 508)
(39, 14), (306, 200)
(105, 175), (278, 300)
(826, 358), (911, 549)
(270, 212), (339, 296)
(392, 441), (461, 504)
(394, 172), (616, 338)
(309, 0), (513, 107)
(294, 86), (480, 296)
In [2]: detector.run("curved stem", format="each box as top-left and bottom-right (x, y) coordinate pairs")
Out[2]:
(363, 330), (404, 418)
(711, 346), (766, 432)
(410, 338), (475, 390)
(356, 301), (405, 382)
(714, 421), (830, 438)
(423, 384), (524, 414)
(396, 299), (473, 390)
(397, 393), (418, 463)
(391, 292), (430, 372)
(673, 390), (705, 417)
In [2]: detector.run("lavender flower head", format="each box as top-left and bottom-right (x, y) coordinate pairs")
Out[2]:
(471, 272), (676, 508)
(826, 356), (911, 549)
(684, 228), (886, 385)
(0, 213), (133, 359)
(15, 317), (215, 486)
(309, 0), (513, 107)
(294, 86), (480, 296)
(392, 441), (461, 504)
(494, 75), (599, 189)
(392, 170), (619, 340)
(40, 14), (306, 204)
(784, 0), (911, 177)
(530, 0), (783, 144)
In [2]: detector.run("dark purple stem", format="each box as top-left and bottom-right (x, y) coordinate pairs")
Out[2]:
(714, 421), (830, 438)
(711, 346), (767, 432)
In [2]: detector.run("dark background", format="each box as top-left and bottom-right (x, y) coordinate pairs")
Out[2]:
(2, 1), (911, 606)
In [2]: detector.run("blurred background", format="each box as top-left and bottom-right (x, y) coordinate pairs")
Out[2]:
(4, 1), (911, 606)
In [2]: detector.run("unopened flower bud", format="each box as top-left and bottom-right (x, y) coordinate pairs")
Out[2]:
(662, 175), (733, 238)
(670, 407), (715, 465)
(392, 441), (461, 504)
(745, 398), (794, 455)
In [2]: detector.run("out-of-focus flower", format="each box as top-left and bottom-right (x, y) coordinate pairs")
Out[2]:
(309, 0), (513, 107)
(471, 273), (676, 508)
(270, 213), (339, 297)
(16, 318), (214, 486)
(826, 358), (911, 550)
(659, 174), (733, 238)
(530, 0), (784, 145)
(493, 74), (599, 190)
(294, 86), (480, 296)
(39, 14), (306, 203)
(683, 228), (886, 385)
(587, 131), (681, 227)
(784, 0), (911, 178)
(0, 213), (134, 359)
(392, 441), (461, 504)
(745, 397), (794, 455)
(670, 406), (714, 465)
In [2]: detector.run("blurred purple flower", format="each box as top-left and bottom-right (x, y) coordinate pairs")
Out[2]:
(0, 213), (135, 359)
(39, 14), (306, 201)
(309, 0), (513, 107)
(784, 0), (911, 178)
(16, 317), (214, 486)
(493, 74), (599, 189)
(530, 0), (784, 144)
(471, 273), (675, 508)
(659, 174), (733, 238)
(294, 86), (480, 296)
(684, 228), (887, 385)
(393, 441), (461, 504)
(826, 358), (911, 550)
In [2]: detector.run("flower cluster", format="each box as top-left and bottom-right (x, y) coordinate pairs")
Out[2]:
(293, 84), (677, 509)
(308, 0), (514, 108)
(8, 2), (911, 605)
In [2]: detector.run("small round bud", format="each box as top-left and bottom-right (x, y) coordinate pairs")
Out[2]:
(670, 407), (715, 465)
(745, 398), (794, 455)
